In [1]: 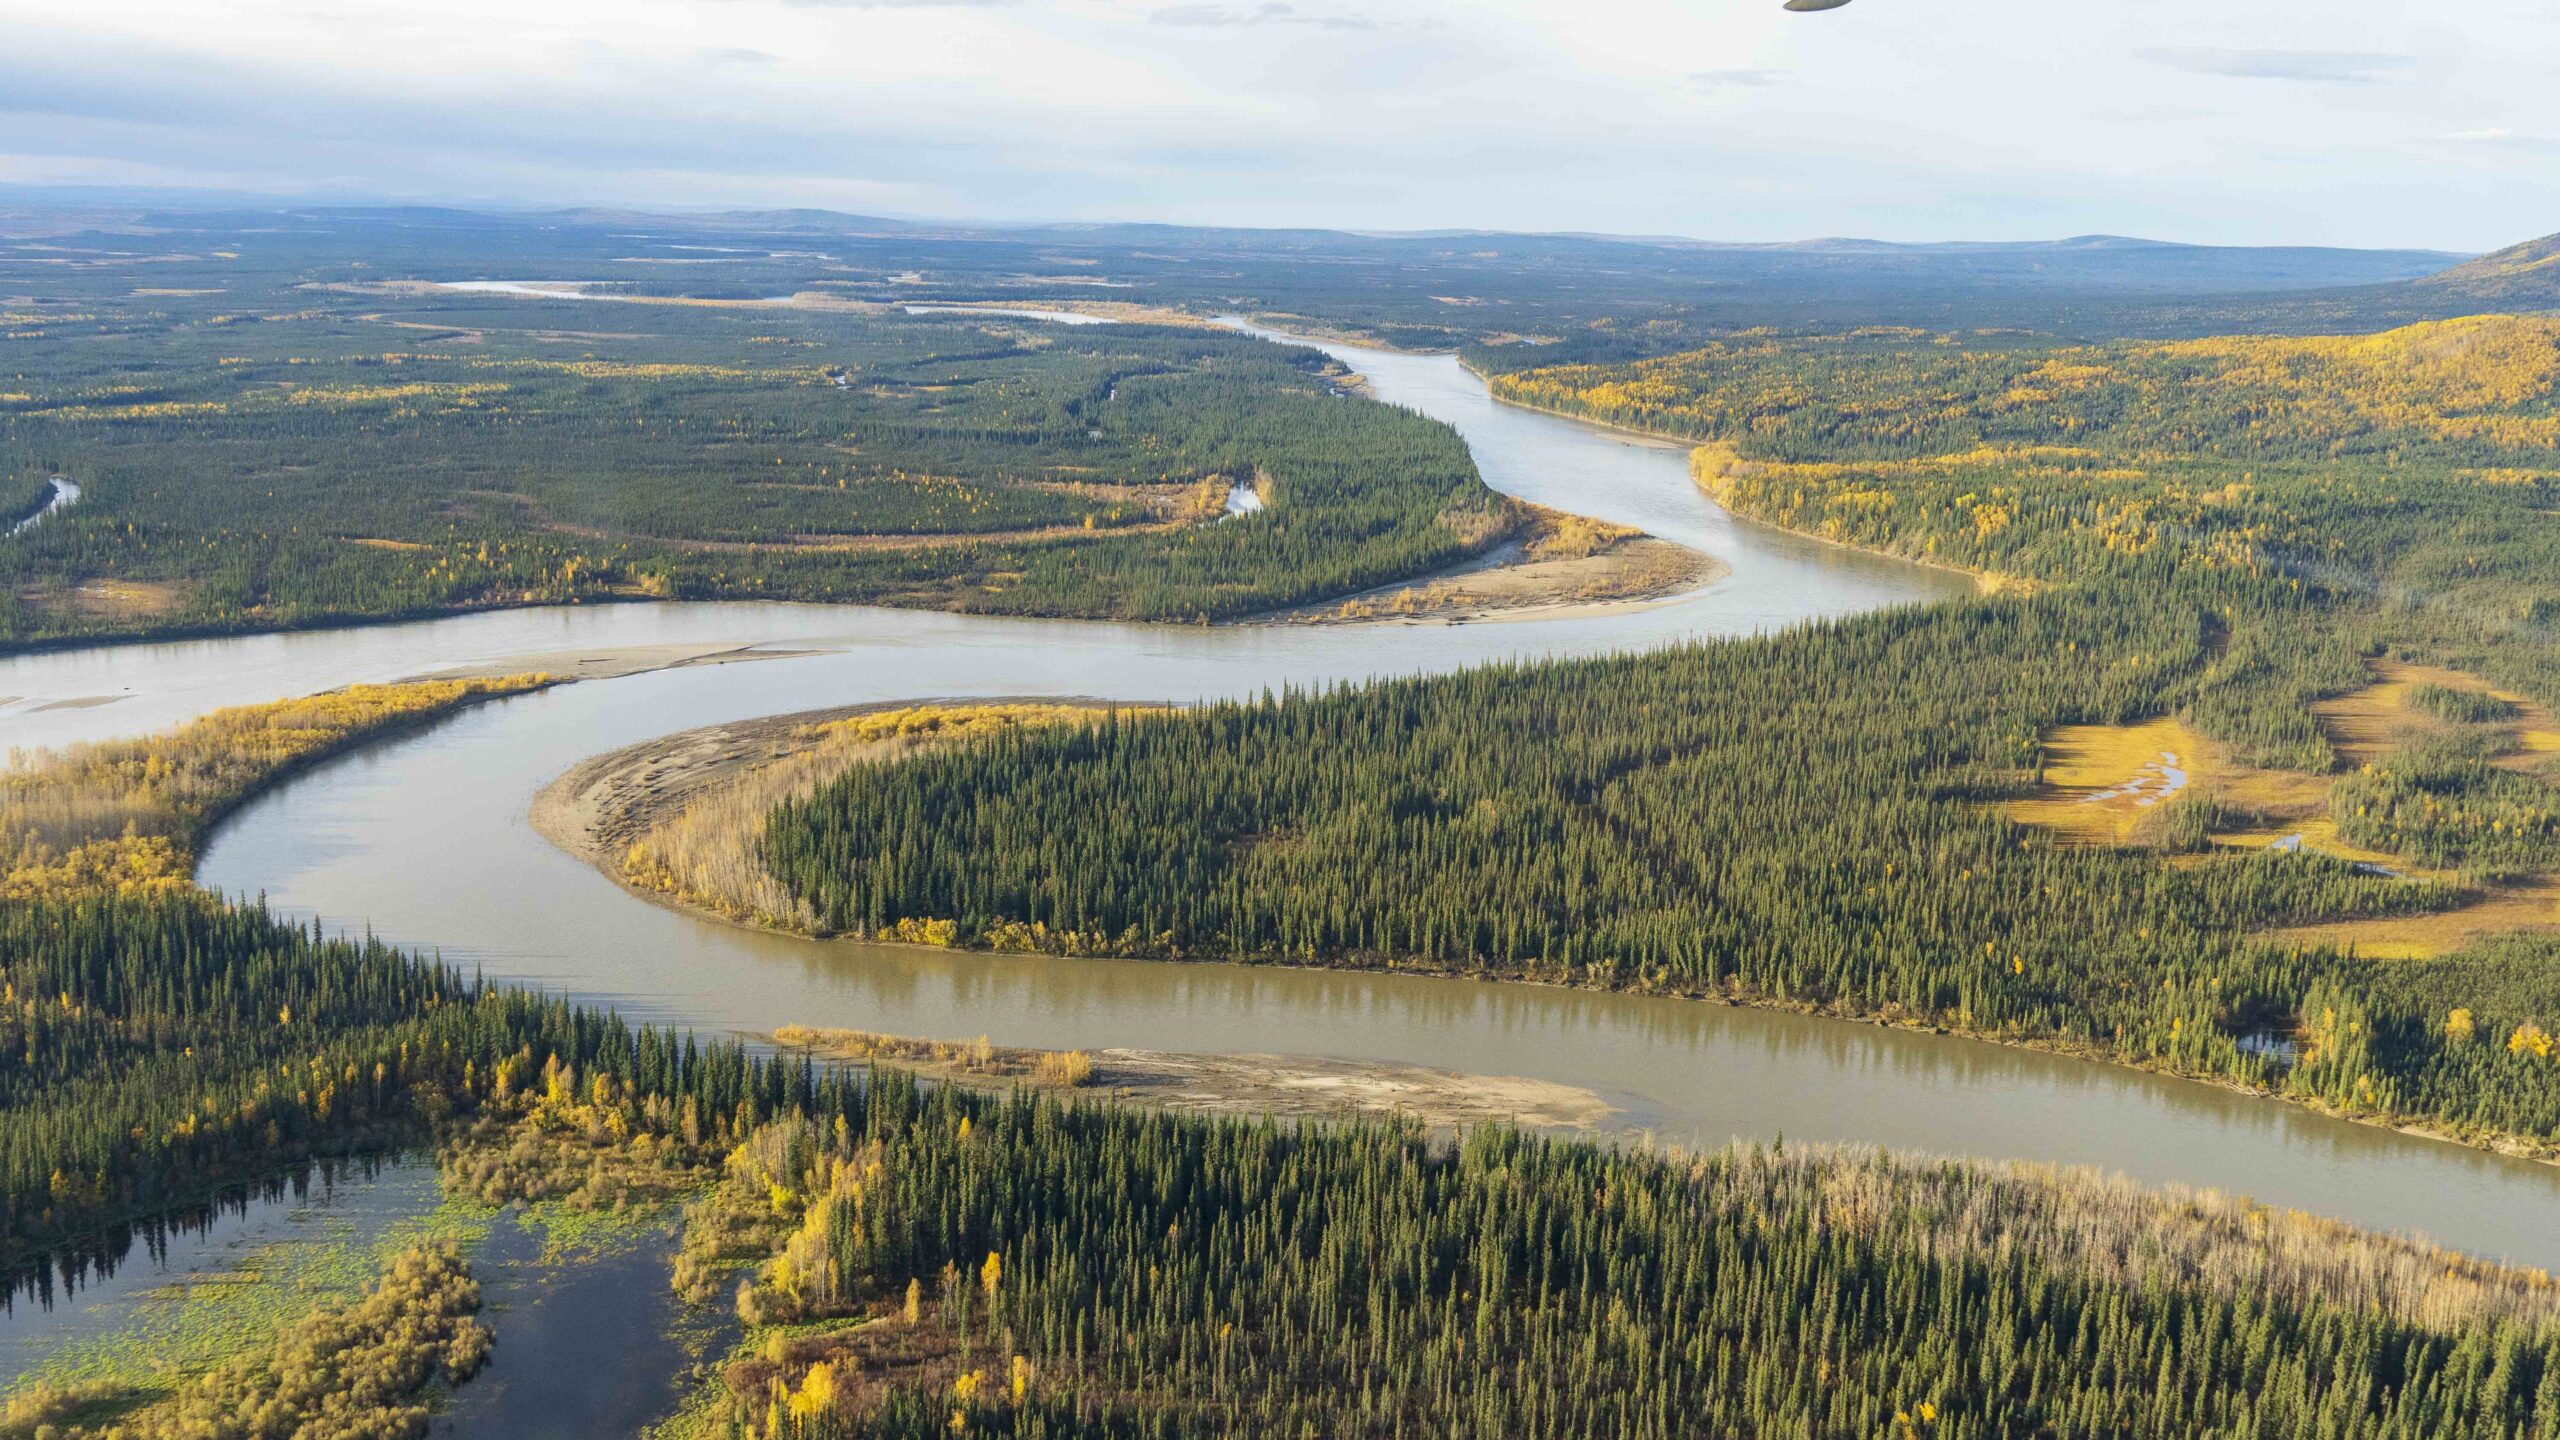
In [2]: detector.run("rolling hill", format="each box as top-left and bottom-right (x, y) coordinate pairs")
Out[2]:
(2411, 230), (2560, 304)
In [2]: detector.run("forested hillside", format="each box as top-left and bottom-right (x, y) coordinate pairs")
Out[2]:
(1492, 315), (2560, 601)
(2414, 232), (2560, 307)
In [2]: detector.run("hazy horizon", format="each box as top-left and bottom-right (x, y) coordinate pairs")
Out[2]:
(0, 183), (2504, 260)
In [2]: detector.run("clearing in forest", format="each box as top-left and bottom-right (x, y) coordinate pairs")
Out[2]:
(2004, 660), (2560, 958)
(2255, 661), (2560, 957)
(2258, 876), (2560, 960)
(2310, 660), (2560, 771)
(2002, 715), (2214, 845)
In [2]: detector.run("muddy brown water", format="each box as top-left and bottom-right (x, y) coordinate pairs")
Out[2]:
(4, 326), (2556, 1380)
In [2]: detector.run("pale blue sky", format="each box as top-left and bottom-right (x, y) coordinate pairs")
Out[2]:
(3, 0), (2556, 248)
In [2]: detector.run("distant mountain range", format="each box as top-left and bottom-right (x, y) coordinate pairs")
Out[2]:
(4, 187), (2549, 336)
(549, 207), (2474, 286)
(0, 186), (2473, 290)
(237, 204), (2477, 298)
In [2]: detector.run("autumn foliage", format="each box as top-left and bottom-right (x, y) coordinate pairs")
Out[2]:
(2, 675), (548, 900)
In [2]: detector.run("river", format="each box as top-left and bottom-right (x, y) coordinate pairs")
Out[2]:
(5, 477), (78, 540)
(7, 324), (2558, 1298)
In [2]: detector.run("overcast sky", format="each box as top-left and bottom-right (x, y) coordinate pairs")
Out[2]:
(4, 0), (2556, 249)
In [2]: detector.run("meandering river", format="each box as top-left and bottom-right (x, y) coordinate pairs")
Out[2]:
(7, 327), (2559, 1281)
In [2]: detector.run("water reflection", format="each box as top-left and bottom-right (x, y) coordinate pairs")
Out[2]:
(1, 1159), (721, 1440)
(0, 1155), (417, 1317)
(434, 1219), (717, 1438)
(0, 1156), (439, 1395)
(10, 333), (2557, 1271)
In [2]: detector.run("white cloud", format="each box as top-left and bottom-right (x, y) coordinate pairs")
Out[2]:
(1150, 3), (1378, 29)
(2137, 47), (2416, 85)
(1688, 69), (1787, 92)
(2435, 127), (2560, 152)
(0, 0), (2554, 247)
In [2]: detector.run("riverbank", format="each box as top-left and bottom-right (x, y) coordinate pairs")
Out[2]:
(533, 699), (1144, 928)
(1, 518), (1714, 670)
(902, 298), (1218, 328)
(533, 704), (879, 872)
(6, 674), (553, 897)
(183, 321), (2557, 1268)
(1686, 443), (2034, 597)
(1227, 313), (1445, 355)
(882, 931), (2560, 1172)
(767, 1026), (1620, 1132)
(1470, 377), (2023, 600)
(527, 687), (2560, 1176)
(1252, 506), (1725, 626)
(403, 640), (831, 686)
(5, 476), (78, 538)
(0, 591), (800, 666)
(0, 489), (1707, 668)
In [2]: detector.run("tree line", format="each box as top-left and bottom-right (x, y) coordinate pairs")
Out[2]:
(10, 878), (2560, 1436)
(688, 1085), (2560, 1439)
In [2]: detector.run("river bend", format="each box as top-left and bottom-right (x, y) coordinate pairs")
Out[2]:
(4, 327), (2554, 1270)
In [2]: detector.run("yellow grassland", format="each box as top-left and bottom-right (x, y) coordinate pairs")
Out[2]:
(279, 381), (510, 408)
(2257, 663), (2560, 956)
(2311, 660), (2560, 771)
(2, 675), (549, 899)
(25, 400), (234, 422)
(2003, 659), (2560, 958)
(618, 703), (1114, 930)
(47, 578), (192, 621)
(1525, 510), (1641, 561)
(2002, 716), (2215, 845)
(2260, 879), (2560, 961)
